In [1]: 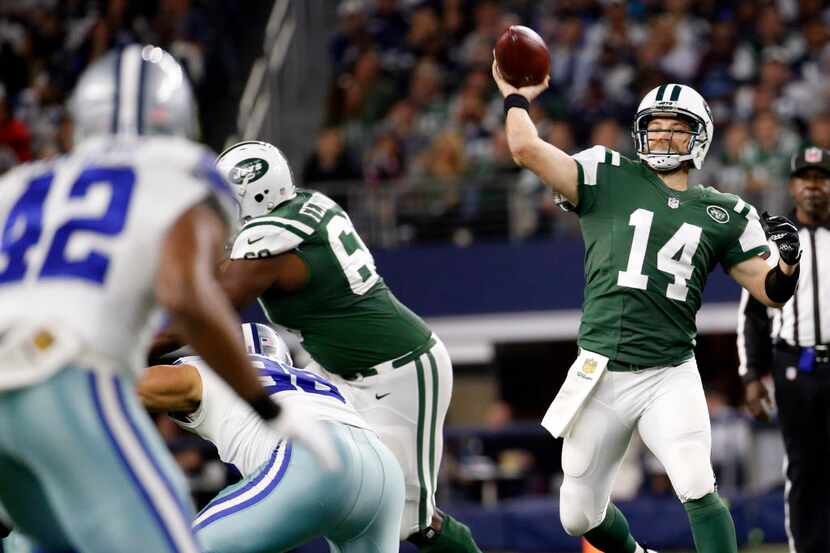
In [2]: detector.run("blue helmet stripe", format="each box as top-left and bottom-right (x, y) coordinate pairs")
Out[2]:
(112, 47), (123, 133)
(249, 323), (262, 354)
(137, 55), (148, 134)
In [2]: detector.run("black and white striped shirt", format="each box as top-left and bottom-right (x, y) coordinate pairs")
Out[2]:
(737, 221), (830, 381)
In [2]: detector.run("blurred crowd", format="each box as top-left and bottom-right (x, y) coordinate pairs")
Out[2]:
(308, 0), (830, 242)
(0, 0), (263, 173)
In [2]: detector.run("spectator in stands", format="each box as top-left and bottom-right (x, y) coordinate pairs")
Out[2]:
(548, 16), (591, 101)
(303, 126), (362, 192)
(330, 0), (373, 77)
(401, 3), (447, 67)
(806, 112), (830, 150)
(364, 130), (404, 185)
(742, 110), (800, 213)
(370, 0), (408, 53)
(381, 99), (426, 161)
(303, 126), (361, 212)
(0, 85), (32, 171)
(700, 122), (751, 196)
(458, 0), (504, 68)
(407, 59), (448, 145)
(451, 87), (492, 164)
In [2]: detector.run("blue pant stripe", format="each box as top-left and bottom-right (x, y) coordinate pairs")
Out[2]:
(193, 442), (292, 531)
(88, 373), (179, 552)
(196, 441), (282, 513)
(112, 377), (196, 537)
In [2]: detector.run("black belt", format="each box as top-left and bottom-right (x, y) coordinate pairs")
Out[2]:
(775, 342), (830, 366)
(774, 342), (829, 354)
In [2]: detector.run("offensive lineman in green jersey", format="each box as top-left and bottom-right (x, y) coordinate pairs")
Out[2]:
(494, 60), (802, 553)
(212, 141), (481, 553)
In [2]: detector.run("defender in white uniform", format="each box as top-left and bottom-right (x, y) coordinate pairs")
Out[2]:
(137, 323), (405, 553)
(0, 45), (333, 553)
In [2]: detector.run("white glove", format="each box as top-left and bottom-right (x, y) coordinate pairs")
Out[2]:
(267, 402), (341, 471)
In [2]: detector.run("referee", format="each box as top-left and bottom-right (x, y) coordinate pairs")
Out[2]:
(738, 146), (830, 553)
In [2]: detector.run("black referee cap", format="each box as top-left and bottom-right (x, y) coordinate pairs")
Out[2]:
(790, 146), (830, 177)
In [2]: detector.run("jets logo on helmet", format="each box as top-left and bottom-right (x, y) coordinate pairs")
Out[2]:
(241, 323), (293, 365)
(229, 158), (269, 185)
(632, 83), (714, 172)
(216, 141), (296, 221)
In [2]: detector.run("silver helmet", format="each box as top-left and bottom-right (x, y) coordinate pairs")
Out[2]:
(241, 323), (293, 365)
(69, 44), (198, 142)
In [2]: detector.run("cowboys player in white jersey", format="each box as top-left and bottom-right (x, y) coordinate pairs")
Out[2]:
(136, 323), (405, 553)
(494, 60), (801, 552)
(0, 45), (334, 553)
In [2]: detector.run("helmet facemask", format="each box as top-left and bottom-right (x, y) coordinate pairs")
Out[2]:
(633, 112), (706, 172)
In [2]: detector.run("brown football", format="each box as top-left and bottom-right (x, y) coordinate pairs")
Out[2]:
(495, 25), (550, 88)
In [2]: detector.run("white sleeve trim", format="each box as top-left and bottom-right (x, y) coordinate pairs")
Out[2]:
(738, 212), (768, 253)
(572, 145), (606, 186)
(230, 225), (304, 259)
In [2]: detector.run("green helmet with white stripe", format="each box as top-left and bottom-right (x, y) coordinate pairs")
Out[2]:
(216, 141), (296, 223)
(632, 83), (714, 172)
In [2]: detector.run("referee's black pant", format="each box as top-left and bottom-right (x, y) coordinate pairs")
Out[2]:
(772, 346), (830, 553)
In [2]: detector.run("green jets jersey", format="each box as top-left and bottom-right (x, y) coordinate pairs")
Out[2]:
(567, 146), (769, 368)
(229, 190), (431, 377)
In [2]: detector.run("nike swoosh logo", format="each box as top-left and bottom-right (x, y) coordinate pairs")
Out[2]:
(375, 393), (390, 400)
(247, 236), (264, 245)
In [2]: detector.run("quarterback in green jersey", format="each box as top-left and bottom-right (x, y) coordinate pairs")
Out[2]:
(494, 60), (801, 553)
(211, 141), (480, 553)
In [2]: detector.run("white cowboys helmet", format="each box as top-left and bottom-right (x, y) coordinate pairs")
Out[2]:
(241, 323), (293, 365)
(216, 141), (296, 222)
(69, 44), (198, 143)
(632, 83), (714, 172)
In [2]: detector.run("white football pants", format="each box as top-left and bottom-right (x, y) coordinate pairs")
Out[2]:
(559, 356), (715, 536)
(311, 335), (453, 540)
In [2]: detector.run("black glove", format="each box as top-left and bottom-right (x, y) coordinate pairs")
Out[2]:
(761, 212), (801, 265)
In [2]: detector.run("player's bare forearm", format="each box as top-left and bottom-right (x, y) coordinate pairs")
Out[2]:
(137, 364), (202, 413)
(219, 254), (308, 309)
(729, 255), (797, 308)
(157, 204), (266, 403)
(505, 108), (579, 205)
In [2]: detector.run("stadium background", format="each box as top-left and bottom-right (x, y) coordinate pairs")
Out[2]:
(3, 0), (828, 550)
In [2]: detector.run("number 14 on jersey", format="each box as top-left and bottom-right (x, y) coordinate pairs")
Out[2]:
(617, 208), (703, 301)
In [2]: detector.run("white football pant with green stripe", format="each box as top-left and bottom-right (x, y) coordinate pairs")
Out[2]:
(312, 335), (452, 540)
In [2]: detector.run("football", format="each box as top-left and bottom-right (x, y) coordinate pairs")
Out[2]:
(494, 25), (550, 88)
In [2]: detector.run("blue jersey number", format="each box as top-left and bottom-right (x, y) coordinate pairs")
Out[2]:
(0, 166), (135, 284)
(253, 356), (346, 404)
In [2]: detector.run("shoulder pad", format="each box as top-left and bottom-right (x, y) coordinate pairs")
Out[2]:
(230, 219), (309, 259)
(573, 145), (622, 186)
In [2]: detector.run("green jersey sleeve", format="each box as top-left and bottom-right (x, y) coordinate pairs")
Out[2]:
(229, 215), (314, 259)
(719, 198), (770, 270)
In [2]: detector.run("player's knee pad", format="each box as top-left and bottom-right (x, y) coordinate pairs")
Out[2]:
(559, 480), (604, 537)
(665, 439), (715, 502)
